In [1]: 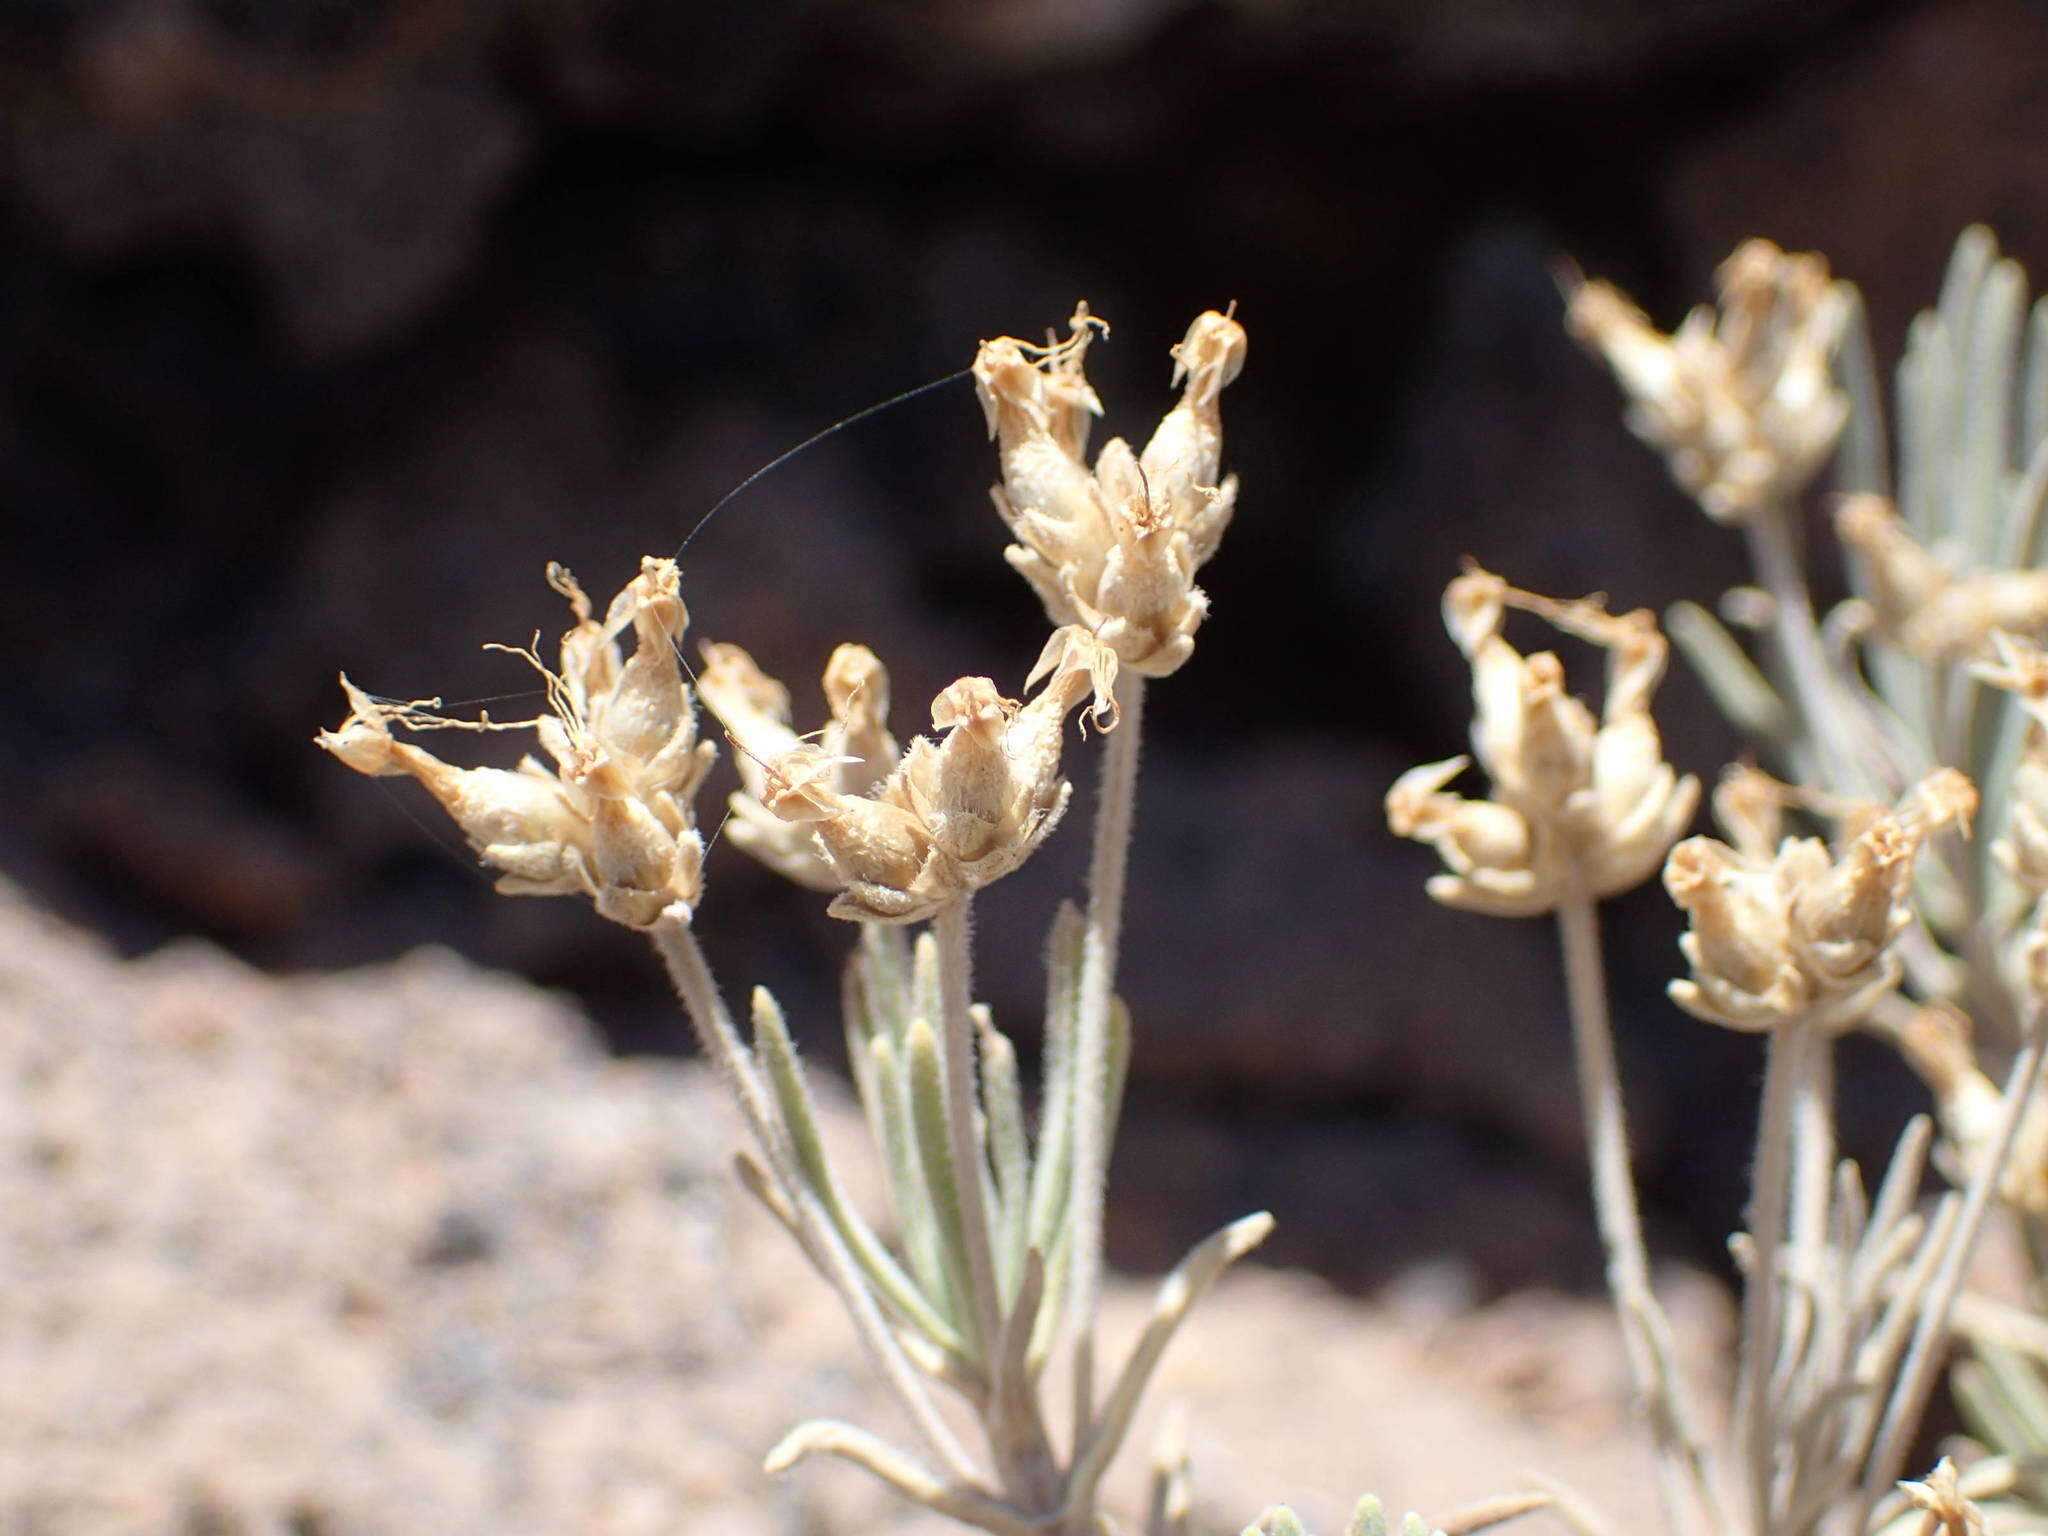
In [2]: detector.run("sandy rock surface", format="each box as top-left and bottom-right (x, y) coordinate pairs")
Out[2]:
(0, 876), (1712, 1534)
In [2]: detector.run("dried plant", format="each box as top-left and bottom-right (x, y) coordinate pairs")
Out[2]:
(317, 232), (2048, 1536)
(1530, 226), (2048, 1536)
(323, 308), (1274, 1536)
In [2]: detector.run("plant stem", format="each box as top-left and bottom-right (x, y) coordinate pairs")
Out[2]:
(650, 907), (783, 1160)
(1733, 1021), (1806, 1536)
(1554, 891), (1711, 1536)
(649, 909), (985, 1487)
(1068, 671), (1147, 1447)
(1786, 1024), (1835, 1300)
(935, 898), (1004, 1360)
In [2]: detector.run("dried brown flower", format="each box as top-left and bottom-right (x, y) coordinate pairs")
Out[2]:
(758, 626), (1117, 923)
(318, 558), (715, 928)
(1566, 239), (1848, 523)
(1664, 768), (1975, 1032)
(974, 304), (1246, 677)
(1386, 566), (1699, 916)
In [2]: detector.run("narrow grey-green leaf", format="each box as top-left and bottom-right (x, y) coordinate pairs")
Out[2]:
(1833, 282), (1890, 498)
(1959, 256), (2024, 559)
(864, 923), (915, 1041)
(908, 1016), (984, 1360)
(913, 929), (942, 1042)
(2025, 296), (2048, 466)
(872, 1033), (944, 1305)
(1027, 1220), (1074, 1377)
(976, 1005), (1033, 1306)
(1980, 1340), (2048, 1448)
(1898, 311), (1953, 538)
(1068, 1212), (1276, 1519)
(1029, 901), (1086, 1252)
(843, 943), (888, 1150)
(1666, 601), (1792, 747)
(751, 987), (962, 1354)
(1104, 993), (1135, 1156)
(1954, 1356), (2034, 1462)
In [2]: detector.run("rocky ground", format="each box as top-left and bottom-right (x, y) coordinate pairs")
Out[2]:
(0, 873), (1724, 1534)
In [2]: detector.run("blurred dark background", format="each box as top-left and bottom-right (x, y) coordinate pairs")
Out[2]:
(6, 0), (2046, 1298)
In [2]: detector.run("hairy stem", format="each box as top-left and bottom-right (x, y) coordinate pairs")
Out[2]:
(1555, 891), (1711, 1536)
(1733, 1021), (1808, 1536)
(1069, 671), (1147, 1446)
(934, 899), (1004, 1361)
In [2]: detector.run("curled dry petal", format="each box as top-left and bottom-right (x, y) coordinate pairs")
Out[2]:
(698, 641), (900, 892)
(1386, 757), (1547, 918)
(317, 557), (714, 927)
(1566, 239), (1849, 523)
(975, 305), (1246, 677)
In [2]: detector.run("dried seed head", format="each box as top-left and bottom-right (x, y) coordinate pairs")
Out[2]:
(1566, 239), (1848, 522)
(760, 625), (1116, 923)
(317, 557), (715, 927)
(1838, 496), (2048, 659)
(697, 641), (899, 892)
(1665, 770), (1973, 1032)
(1387, 565), (1698, 916)
(1899, 1458), (1991, 1536)
(975, 304), (1246, 677)
(1664, 836), (1812, 1028)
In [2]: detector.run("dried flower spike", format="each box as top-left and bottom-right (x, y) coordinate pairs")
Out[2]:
(697, 641), (898, 891)
(1566, 239), (1849, 523)
(975, 303), (1247, 677)
(759, 625), (1117, 923)
(1664, 767), (1975, 1031)
(1386, 565), (1699, 916)
(318, 557), (715, 928)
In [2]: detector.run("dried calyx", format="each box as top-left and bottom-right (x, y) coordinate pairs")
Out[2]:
(697, 641), (898, 892)
(1566, 239), (1848, 523)
(318, 557), (715, 928)
(1386, 565), (1699, 916)
(724, 625), (1119, 923)
(1664, 765), (1976, 1032)
(974, 303), (1247, 678)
